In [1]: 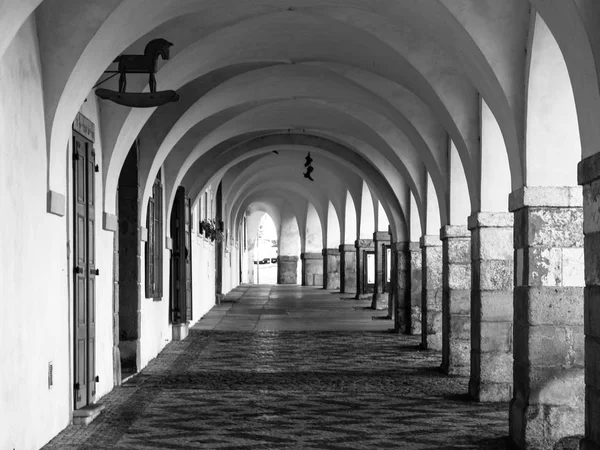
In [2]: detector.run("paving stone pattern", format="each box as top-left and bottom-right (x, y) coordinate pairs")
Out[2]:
(44, 285), (513, 449)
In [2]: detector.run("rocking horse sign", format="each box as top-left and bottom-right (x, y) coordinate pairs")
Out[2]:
(95, 38), (179, 107)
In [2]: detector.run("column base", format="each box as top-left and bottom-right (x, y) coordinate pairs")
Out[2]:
(371, 292), (388, 310)
(510, 397), (584, 450)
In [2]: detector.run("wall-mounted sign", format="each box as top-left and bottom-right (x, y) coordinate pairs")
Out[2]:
(73, 112), (95, 143)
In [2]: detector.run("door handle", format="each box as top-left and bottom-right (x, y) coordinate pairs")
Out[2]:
(90, 269), (99, 276)
(74, 266), (84, 274)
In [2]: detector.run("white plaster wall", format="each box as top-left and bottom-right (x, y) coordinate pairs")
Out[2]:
(305, 202), (323, 252)
(425, 174), (441, 235)
(409, 193), (422, 240)
(138, 172), (172, 369)
(359, 183), (375, 238)
(449, 140), (470, 225)
(190, 207), (216, 323)
(0, 17), (70, 450)
(525, 13), (580, 186)
(480, 99), (511, 211)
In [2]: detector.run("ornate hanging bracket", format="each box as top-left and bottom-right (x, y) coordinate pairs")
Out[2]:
(95, 38), (180, 107)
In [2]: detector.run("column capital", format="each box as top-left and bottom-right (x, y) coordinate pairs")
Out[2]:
(439, 225), (469, 240)
(373, 231), (391, 242)
(322, 248), (340, 256)
(578, 152), (600, 185)
(300, 252), (322, 260)
(279, 255), (299, 262)
(508, 186), (582, 212)
(467, 212), (513, 230)
(339, 244), (356, 252)
(419, 235), (441, 248)
(355, 239), (374, 249)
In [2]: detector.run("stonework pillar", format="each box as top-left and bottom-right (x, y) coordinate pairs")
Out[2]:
(371, 231), (391, 310)
(355, 239), (375, 298)
(301, 252), (323, 286)
(277, 255), (298, 284)
(579, 156), (600, 450)
(322, 248), (341, 290)
(468, 212), (514, 402)
(421, 235), (443, 350)
(394, 242), (411, 333)
(508, 187), (584, 449)
(440, 226), (471, 375)
(410, 242), (423, 335)
(339, 244), (356, 293)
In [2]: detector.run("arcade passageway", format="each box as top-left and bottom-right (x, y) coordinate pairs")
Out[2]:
(7, 2), (600, 449)
(44, 285), (512, 450)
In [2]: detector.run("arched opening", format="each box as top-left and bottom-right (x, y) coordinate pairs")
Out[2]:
(252, 213), (279, 285)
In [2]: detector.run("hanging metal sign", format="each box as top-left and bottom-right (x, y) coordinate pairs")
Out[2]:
(95, 38), (179, 108)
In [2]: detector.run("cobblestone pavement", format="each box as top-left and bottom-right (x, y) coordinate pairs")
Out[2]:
(44, 285), (514, 449)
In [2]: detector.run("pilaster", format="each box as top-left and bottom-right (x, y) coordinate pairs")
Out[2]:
(371, 231), (391, 310)
(277, 255), (298, 284)
(339, 244), (356, 294)
(440, 225), (471, 376)
(508, 186), (584, 449)
(468, 212), (514, 402)
(301, 252), (323, 286)
(420, 235), (443, 350)
(322, 248), (341, 290)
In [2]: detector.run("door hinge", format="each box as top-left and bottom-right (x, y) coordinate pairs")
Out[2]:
(95, 164), (99, 173)
(95, 375), (99, 382)
(74, 382), (80, 390)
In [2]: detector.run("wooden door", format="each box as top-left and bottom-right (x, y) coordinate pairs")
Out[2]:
(73, 133), (97, 409)
(170, 187), (192, 323)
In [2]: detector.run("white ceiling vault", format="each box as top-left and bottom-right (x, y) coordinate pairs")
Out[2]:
(5, 0), (599, 242)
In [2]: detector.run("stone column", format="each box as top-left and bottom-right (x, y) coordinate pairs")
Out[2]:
(277, 255), (298, 284)
(508, 187), (584, 449)
(440, 226), (471, 375)
(579, 157), (600, 450)
(468, 212), (513, 402)
(339, 244), (356, 293)
(301, 252), (323, 286)
(355, 239), (375, 299)
(371, 231), (391, 310)
(322, 248), (341, 290)
(421, 235), (443, 350)
(394, 242), (411, 332)
(410, 242), (423, 335)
